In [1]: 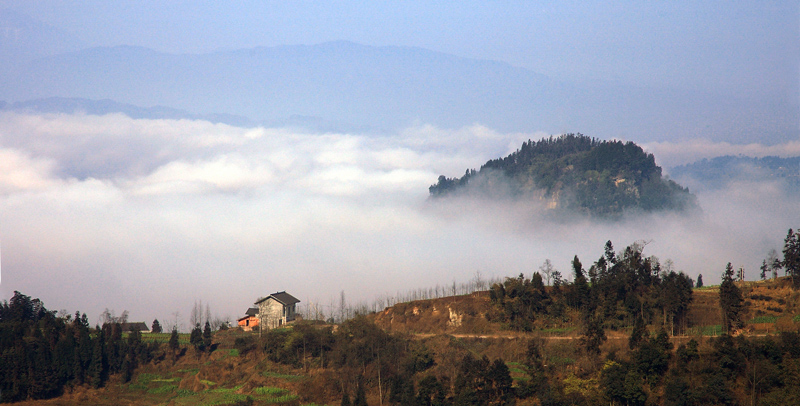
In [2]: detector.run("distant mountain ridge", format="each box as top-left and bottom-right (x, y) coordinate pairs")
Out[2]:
(0, 97), (255, 126)
(429, 134), (696, 217)
(0, 97), (371, 133)
(670, 155), (800, 192)
(1, 39), (795, 142)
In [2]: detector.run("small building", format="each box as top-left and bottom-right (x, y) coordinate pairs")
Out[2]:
(254, 291), (300, 330)
(237, 308), (260, 332)
(120, 322), (150, 333)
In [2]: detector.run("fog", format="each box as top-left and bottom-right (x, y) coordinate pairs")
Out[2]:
(0, 112), (797, 328)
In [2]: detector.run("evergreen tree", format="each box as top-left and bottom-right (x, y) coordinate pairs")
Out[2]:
(486, 358), (515, 405)
(783, 228), (800, 288)
(604, 240), (617, 265)
(340, 390), (351, 406)
(190, 323), (204, 353)
(105, 323), (123, 373)
(88, 327), (108, 388)
(203, 320), (213, 351)
(629, 316), (647, 350)
(353, 376), (368, 406)
(696, 274), (703, 288)
(121, 355), (133, 383)
(416, 376), (447, 406)
(151, 319), (162, 334)
(169, 327), (180, 352)
(570, 255), (590, 310)
(581, 315), (606, 355)
(719, 263), (744, 333)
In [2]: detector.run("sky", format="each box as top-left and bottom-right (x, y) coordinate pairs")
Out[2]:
(3, 1), (797, 96)
(0, 1), (798, 328)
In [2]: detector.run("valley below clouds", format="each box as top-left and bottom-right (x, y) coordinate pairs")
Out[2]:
(1, 111), (798, 325)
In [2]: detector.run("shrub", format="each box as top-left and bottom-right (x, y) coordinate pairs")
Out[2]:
(234, 336), (258, 356)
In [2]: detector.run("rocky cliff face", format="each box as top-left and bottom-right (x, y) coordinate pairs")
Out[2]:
(370, 292), (497, 334)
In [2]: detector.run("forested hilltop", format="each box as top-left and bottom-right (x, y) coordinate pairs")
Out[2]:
(429, 134), (695, 217)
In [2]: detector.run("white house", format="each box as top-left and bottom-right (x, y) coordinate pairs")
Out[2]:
(254, 291), (300, 330)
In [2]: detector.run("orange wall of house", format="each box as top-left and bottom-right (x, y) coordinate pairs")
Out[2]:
(237, 316), (259, 327)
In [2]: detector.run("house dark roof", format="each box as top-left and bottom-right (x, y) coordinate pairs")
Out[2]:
(255, 291), (300, 306)
(121, 322), (150, 332)
(245, 307), (259, 316)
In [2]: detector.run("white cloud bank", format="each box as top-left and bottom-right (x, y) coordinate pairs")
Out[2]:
(0, 111), (797, 327)
(643, 139), (800, 168)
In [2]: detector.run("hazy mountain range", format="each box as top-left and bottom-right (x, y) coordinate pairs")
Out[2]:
(1, 9), (796, 143)
(670, 155), (800, 193)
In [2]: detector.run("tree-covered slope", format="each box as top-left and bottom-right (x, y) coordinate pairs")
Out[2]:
(429, 134), (695, 217)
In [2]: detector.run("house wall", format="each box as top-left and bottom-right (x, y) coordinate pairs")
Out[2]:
(237, 316), (259, 332)
(286, 303), (297, 322)
(258, 298), (285, 330)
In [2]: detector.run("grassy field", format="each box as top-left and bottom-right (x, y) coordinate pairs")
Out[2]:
(138, 332), (191, 345)
(111, 347), (327, 406)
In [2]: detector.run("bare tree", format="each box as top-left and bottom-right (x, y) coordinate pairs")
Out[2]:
(767, 249), (782, 279)
(473, 271), (486, 291)
(99, 308), (129, 325)
(57, 309), (71, 320)
(100, 308), (114, 325)
(663, 259), (675, 274)
(339, 290), (347, 323)
(190, 300), (202, 328)
(169, 311), (182, 333)
(539, 259), (555, 286)
(210, 315), (230, 331)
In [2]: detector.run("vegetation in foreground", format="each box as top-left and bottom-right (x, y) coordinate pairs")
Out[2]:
(2, 228), (800, 405)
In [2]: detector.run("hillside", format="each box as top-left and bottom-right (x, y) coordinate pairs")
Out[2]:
(7, 278), (800, 406)
(372, 276), (800, 338)
(429, 134), (696, 217)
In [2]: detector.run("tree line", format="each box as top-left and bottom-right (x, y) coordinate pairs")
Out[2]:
(0, 291), (161, 402)
(489, 240), (694, 340)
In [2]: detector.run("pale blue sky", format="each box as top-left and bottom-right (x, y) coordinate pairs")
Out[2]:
(4, 1), (797, 96)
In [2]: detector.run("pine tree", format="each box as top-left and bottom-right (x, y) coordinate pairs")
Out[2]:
(783, 229), (800, 288)
(486, 358), (514, 405)
(719, 263), (744, 333)
(581, 315), (606, 355)
(696, 274), (703, 288)
(203, 321), (213, 351)
(190, 323), (204, 353)
(629, 316), (647, 350)
(88, 327), (108, 388)
(151, 319), (162, 334)
(169, 328), (180, 352)
(571, 255), (590, 310)
(353, 376), (368, 406)
(340, 390), (351, 406)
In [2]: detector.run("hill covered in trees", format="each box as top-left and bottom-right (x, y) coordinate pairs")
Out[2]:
(429, 134), (695, 217)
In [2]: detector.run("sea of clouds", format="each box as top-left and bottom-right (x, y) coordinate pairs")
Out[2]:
(1, 111), (797, 327)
